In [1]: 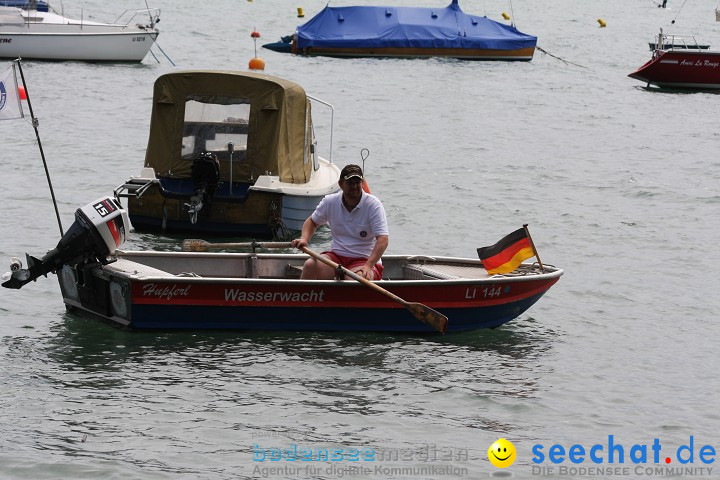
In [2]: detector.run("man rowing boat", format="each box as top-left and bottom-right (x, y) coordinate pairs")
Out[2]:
(291, 164), (389, 280)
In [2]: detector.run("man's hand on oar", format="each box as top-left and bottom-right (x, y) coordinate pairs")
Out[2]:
(299, 245), (448, 334)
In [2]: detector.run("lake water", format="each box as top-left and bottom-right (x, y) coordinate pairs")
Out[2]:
(0, 0), (719, 479)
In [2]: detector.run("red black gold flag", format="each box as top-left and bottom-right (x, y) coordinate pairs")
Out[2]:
(477, 228), (535, 274)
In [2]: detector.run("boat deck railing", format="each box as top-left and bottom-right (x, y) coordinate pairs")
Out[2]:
(13, 6), (161, 30)
(112, 8), (160, 29)
(651, 32), (706, 51)
(307, 95), (334, 166)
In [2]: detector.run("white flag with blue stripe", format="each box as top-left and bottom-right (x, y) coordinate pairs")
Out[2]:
(0, 64), (24, 121)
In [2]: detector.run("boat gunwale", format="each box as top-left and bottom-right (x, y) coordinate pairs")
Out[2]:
(294, 46), (535, 60)
(109, 250), (564, 285)
(0, 30), (159, 37)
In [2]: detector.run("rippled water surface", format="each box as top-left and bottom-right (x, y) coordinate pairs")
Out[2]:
(1, 0), (719, 478)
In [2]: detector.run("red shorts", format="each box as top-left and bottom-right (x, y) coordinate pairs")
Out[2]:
(323, 251), (384, 280)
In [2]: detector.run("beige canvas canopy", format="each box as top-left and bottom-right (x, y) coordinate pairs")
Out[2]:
(144, 70), (313, 184)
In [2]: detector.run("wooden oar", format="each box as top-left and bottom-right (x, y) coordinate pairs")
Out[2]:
(182, 239), (293, 252)
(299, 246), (448, 334)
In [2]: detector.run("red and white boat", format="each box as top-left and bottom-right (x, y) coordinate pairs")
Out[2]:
(629, 30), (720, 89)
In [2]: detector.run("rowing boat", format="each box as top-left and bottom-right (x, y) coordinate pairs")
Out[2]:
(2, 197), (562, 333)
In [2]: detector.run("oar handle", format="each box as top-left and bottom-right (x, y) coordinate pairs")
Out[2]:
(182, 239), (293, 252)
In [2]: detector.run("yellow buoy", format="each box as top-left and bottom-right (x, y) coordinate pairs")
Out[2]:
(597, 18), (607, 27)
(249, 57), (266, 71)
(297, 7), (305, 18)
(501, 12), (510, 20)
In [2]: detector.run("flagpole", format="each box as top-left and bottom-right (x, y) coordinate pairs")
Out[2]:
(523, 223), (545, 273)
(14, 59), (64, 236)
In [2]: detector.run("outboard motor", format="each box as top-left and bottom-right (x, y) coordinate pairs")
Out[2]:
(2, 196), (129, 290)
(186, 152), (221, 224)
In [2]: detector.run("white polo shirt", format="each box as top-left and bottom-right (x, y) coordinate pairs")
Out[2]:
(311, 191), (388, 258)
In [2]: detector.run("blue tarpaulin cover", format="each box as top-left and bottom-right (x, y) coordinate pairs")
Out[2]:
(296, 0), (536, 51)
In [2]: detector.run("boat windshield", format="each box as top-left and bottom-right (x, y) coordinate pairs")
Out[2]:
(182, 97), (250, 159)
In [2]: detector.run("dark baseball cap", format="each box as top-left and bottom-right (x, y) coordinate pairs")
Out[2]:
(340, 164), (364, 180)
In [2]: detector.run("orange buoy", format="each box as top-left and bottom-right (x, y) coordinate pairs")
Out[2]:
(18, 85), (27, 100)
(362, 178), (371, 194)
(249, 28), (265, 70)
(249, 57), (266, 70)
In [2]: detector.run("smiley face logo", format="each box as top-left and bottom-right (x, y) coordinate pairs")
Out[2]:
(488, 438), (516, 468)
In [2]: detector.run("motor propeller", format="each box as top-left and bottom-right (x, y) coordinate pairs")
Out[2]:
(185, 152), (221, 224)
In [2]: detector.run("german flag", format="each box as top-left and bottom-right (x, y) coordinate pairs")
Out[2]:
(477, 228), (535, 274)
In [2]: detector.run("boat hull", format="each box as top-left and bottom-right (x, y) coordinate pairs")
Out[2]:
(126, 180), (334, 238)
(297, 46), (534, 61)
(0, 30), (158, 61)
(0, 6), (159, 61)
(127, 187), (287, 237)
(121, 292), (549, 332)
(265, 41), (535, 60)
(57, 252), (563, 333)
(628, 49), (720, 89)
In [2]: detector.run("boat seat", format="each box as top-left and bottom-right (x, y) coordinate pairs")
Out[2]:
(403, 263), (460, 280)
(403, 263), (488, 280)
(106, 258), (175, 278)
(285, 264), (304, 278)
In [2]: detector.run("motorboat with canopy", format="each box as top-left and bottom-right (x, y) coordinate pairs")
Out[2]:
(115, 70), (341, 238)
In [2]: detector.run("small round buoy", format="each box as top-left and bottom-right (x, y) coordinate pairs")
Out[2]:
(17, 85), (27, 100)
(362, 178), (371, 194)
(249, 57), (266, 71)
(501, 12), (510, 20)
(297, 7), (305, 18)
(597, 18), (607, 27)
(251, 30), (261, 39)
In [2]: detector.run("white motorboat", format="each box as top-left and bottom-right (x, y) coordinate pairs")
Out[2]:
(0, 3), (159, 62)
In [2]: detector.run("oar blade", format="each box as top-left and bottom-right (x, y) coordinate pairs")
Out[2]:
(405, 302), (448, 334)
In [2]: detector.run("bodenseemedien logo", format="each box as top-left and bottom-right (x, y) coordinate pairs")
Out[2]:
(489, 438), (517, 468)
